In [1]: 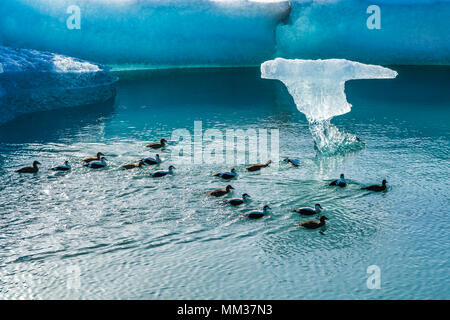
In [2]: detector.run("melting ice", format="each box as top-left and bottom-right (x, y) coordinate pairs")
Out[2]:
(261, 58), (398, 155)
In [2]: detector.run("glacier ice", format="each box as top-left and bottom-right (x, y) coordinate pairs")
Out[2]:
(1, 0), (449, 67)
(261, 58), (397, 155)
(0, 0), (290, 68)
(276, 0), (450, 65)
(0, 46), (117, 125)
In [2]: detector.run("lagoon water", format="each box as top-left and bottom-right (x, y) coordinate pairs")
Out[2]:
(0, 66), (449, 299)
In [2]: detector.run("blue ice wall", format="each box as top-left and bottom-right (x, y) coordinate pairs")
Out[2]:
(0, 0), (290, 68)
(0, 46), (117, 125)
(0, 0), (449, 67)
(276, 0), (450, 65)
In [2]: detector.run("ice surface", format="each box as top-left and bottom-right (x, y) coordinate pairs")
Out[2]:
(261, 58), (397, 121)
(1, 0), (448, 67)
(0, 0), (290, 68)
(261, 58), (397, 155)
(0, 46), (117, 125)
(276, 0), (450, 65)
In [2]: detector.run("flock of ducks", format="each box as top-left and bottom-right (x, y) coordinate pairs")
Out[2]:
(14, 139), (388, 230)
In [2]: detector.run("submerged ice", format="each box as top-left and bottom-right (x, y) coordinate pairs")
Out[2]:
(261, 58), (397, 155)
(0, 46), (117, 125)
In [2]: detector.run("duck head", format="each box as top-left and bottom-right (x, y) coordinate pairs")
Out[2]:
(33, 161), (41, 167)
(263, 205), (271, 212)
(319, 216), (328, 222)
(282, 158), (289, 163)
(340, 174), (345, 179)
(160, 139), (167, 145)
(315, 203), (323, 212)
(64, 161), (69, 166)
(231, 168), (236, 173)
(266, 160), (272, 165)
(97, 152), (104, 158)
(382, 179), (387, 186)
(155, 154), (161, 161)
(225, 185), (234, 192)
(168, 165), (175, 172)
(242, 193), (250, 200)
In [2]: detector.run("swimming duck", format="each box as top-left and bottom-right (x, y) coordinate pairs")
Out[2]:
(224, 193), (250, 206)
(82, 152), (104, 164)
(85, 157), (107, 169)
(142, 154), (161, 165)
(121, 160), (144, 170)
(209, 185), (234, 197)
(50, 161), (71, 171)
(329, 174), (347, 187)
(146, 139), (167, 149)
(361, 179), (387, 192)
(214, 168), (237, 179)
(150, 165), (175, 178)
(283, 158), (300, 167)
(292, 203), (323, 216)
(299, 216), (328, 229)
(244, 205), (271, 219)
(246, 160), (272, 172)
(16, 161), (41, 173)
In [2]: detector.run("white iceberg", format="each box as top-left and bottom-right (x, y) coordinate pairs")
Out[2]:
(261, 57), (397, 121)
(0, 46), (118, 125)
(261, 58), (397, 155)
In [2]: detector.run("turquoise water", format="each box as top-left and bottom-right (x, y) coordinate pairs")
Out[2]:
(0, 66), (449, 299)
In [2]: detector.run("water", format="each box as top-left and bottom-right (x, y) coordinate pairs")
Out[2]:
(0, 66), (449, 299)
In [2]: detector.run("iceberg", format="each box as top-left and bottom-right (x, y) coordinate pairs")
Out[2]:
(0, 0), (290, 68)
(1, 0), (449, 67)
(0, 46), (117, 125)
(276, 0), (450, 65)
(261, 58), (398, 155)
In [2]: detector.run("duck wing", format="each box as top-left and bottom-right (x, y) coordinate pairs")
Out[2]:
(16, 166), (35, 173)
(227, 199), (243, 205)
(146, 142), (162, 149)
(300, 220), (320, 229)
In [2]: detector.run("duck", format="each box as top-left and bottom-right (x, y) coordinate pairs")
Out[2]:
(49, 161), (71, 172)
(361, 179), (387, 192)
(246, 160), (272, 172)
(244, 205), (271, 219)
(299, 216), (328, 229)
(16, 161), (41, 173)
(146, 139), (167, 149)
(292, 203), (323, 216)
(142, 154), (161, 165)
(82, 152), (104, 164)
(121, 160), (144, 170)
(283, 157), (300, 167)
(209, 185), (234, 197)
(150, 165), (175, 178)
(329, 174), (347, 187)
(214, 168), (237, 179)
(85, 157), (107, 169)
(224, 193), (250, 206)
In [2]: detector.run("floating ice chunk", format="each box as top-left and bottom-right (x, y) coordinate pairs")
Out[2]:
(261, 58), (397, 155)
(261, 58), (397, 121)
(0, 46), (117, 125)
